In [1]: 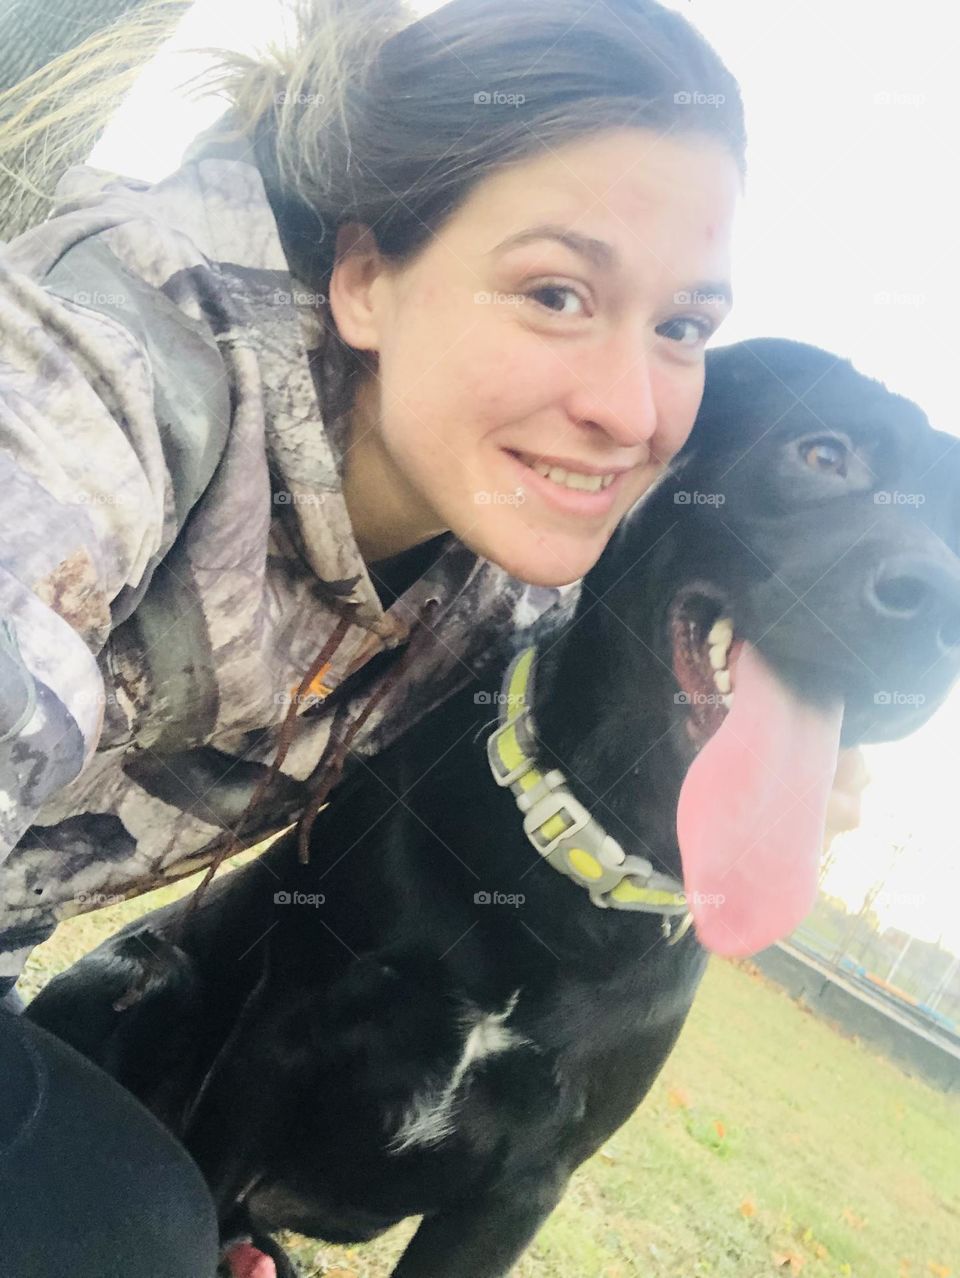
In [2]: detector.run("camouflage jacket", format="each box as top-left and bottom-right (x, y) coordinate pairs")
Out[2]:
(0, 148), (580, 994)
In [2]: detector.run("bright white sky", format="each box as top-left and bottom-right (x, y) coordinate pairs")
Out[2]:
(88, 0), (960, 958)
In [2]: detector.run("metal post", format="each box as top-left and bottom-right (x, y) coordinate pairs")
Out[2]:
(886, 932), (912, 986)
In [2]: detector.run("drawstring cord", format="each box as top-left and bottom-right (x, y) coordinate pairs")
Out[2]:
(295, 596), (440, 865)
(181, 609), (353, 925)
(180, 596), (439, 924)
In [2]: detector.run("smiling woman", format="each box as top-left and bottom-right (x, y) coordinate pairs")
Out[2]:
(326, 129), (740, 583)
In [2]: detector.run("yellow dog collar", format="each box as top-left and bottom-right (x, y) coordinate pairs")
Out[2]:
(486, 646), (693, 943)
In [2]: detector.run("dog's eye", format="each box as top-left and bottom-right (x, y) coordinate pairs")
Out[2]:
(801, 438), (848, 477)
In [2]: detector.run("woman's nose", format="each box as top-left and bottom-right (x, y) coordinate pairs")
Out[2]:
(565, 339), (658, 448)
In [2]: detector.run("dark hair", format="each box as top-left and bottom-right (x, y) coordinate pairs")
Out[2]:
(192, 0), (746, 427)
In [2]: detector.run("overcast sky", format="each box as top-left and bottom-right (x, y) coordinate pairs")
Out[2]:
(89, 0), (960, 961)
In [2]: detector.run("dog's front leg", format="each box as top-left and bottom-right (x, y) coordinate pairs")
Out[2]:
(390, 1175), (565, 1278)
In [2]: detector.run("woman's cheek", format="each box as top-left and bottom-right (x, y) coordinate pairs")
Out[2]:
(469, 334), (566, 427)
(652, 362), (706, 456)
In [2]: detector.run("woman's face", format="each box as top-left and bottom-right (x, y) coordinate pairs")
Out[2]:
(329, 126), (740, 585)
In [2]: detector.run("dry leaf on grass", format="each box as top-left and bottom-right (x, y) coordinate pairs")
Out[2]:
(772, 1250), (805, 1270)
(841, 1206), (867, 1229)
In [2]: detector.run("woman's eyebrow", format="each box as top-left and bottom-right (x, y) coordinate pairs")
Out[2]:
(488, 224), (617, 271)
(488, 224), (733, 306)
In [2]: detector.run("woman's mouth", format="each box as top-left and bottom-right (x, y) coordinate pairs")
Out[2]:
(502, 448), (626, 515)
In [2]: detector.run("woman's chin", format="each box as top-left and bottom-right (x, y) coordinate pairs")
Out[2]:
(474, 528), (606, 588)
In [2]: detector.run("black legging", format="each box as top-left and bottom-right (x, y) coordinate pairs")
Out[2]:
(0, 999), (220, 1277)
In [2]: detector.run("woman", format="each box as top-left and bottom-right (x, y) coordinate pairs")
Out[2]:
(0, 0), (746, 1272)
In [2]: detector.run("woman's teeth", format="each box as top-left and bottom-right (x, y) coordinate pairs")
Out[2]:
(515, 453), (617, 492)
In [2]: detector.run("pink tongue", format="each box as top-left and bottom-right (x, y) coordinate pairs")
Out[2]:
(676, 641), (843, 957)
(224, 1243), (277, 1278)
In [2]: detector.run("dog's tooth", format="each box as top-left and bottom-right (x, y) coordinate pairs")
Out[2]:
(707, 617), (734, 647)
(713, 668), (731, 694)
(721, 692), (733, 709)
(708, 643), (728, 671)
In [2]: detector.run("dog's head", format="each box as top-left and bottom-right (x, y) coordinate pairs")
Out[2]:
(585, 337), (960, 954)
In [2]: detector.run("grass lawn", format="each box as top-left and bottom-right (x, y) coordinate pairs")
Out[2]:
(17, 854), (960, 1278)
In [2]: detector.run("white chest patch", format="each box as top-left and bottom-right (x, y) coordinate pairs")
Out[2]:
(388, 989), (528, 1154)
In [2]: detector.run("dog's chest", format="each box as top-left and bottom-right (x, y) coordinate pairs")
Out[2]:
(385, 990), (536, 1154)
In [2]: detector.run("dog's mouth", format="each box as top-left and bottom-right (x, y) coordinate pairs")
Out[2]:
(669, 585), (744, 750)
(666, 583), (845, 959)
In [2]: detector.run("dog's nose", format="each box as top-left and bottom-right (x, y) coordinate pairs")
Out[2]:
(866, 554), (960, 652)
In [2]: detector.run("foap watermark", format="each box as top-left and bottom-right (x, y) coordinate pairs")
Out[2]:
(74, 687), (131, 713)
(275, 89), (326, 106)
(474, 890), (525, 908)
(274, 490), (322, 507)
(274, 890), (325, 907)
(674, 89), (726, 107)
(684, 890), (726, 909)
(74, 891), (125, 907)
(474, 290), (527, 307)
(474, 488), (526, 506)
(271, 287), (327, 307)
(674, 490), (725, 506)
(873, 89), (925, 107)
(474, 690), (526, 707)
(473, 90), (526, 107)
(873, 290), (925, 308)
(873, 690), (926, 706)
(273, 690), (327, 710)
(74, 491), (131, 507)
(874, 889), (927, 908)
(86, 92), (131, 118)
(674, 690), (727, 707)
(874, 490), (926, 506)
(674, 289), (726, 307)
(73, 289), (127, 307)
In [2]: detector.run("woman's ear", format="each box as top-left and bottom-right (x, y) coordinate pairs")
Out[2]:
(328, 222), (387, 354)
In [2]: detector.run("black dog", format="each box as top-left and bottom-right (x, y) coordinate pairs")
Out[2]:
(27, 340), (960, 1277)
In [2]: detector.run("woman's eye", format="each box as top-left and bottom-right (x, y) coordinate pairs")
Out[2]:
(527, 284), (588, 317)
(801, 437), (848, 477)
(656, 316), (715, 347)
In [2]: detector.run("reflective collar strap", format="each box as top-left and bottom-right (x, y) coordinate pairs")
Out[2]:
(486, 645), (693, 943)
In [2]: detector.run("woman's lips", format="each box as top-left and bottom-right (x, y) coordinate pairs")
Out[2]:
(501, 448), (625, 517)
(511, 449), (629, 478)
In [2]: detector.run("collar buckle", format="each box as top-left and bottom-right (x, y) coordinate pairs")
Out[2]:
(523, 789), (592, 856)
